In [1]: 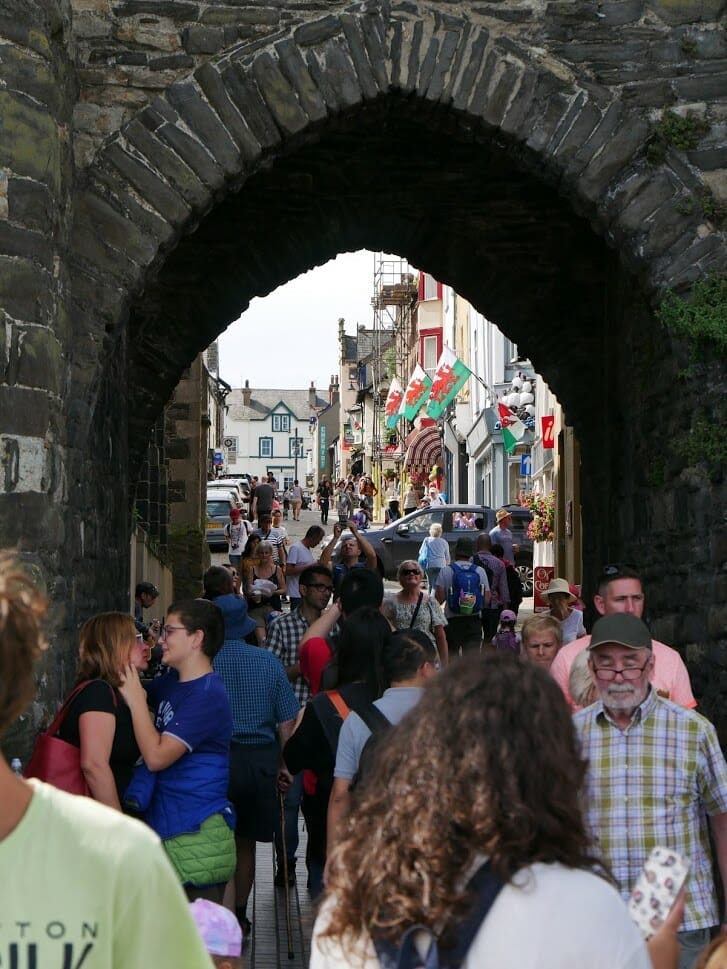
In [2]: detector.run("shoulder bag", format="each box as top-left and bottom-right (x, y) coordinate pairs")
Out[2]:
(24, 680), (116, 797)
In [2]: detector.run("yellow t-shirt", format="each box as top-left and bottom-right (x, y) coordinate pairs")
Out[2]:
(0, 780), (214, 968)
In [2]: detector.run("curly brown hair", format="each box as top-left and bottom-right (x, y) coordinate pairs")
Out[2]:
(0, 553), (47, 736)
(322, 653), (607, 948)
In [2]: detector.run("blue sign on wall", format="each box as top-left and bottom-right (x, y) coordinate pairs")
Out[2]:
(214, 450), (223, 466)
(520, 453), (532, 477)
(319, 424), (327, 471)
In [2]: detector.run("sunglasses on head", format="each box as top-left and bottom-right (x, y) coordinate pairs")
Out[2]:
(600, 562), (637, 578)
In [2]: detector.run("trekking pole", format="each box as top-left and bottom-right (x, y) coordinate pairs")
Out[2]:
(279, 790), (295, 959)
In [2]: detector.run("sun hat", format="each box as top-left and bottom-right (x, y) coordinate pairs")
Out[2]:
(587, 613), (652, 651)
(188, 899), (242, 956)
(541, 577), (576, 601)
(495, 508), (512, 524)
(214, 592), (257, 639)
(500, 609), (517, 623)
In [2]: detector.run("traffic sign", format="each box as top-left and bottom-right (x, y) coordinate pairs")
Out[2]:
(520, 453), (532, 477)
(223, 437), (234, 448)
(214, 450), (223, 466)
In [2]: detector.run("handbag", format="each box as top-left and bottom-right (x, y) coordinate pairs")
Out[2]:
(24, 680), (114, 797)
(417, 540), (430, 570)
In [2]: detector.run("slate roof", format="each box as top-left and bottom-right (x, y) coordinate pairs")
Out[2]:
(227, 388), (329, 422)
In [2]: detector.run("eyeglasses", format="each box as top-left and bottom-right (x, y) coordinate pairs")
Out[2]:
(161, 624), (187, 637)
(592, 661), (649, 681)
(305, 583), (333, 593)
(401, 569), (421, 576)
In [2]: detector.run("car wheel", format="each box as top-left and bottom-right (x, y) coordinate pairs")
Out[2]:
(516, 563), (534, 596)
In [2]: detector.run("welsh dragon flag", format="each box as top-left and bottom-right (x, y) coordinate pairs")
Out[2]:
(425, 346), (472, 419)
(384, 378), (404, 429)
(497, 401), (526, 454)
(401, 365), (432, 421)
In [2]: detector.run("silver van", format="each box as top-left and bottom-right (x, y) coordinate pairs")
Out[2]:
(206, 493), (234, 550)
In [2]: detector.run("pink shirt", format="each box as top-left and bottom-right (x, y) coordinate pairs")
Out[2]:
(550, 634), (696, 709)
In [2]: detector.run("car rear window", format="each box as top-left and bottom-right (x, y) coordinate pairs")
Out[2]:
(207, 500), (231, 517)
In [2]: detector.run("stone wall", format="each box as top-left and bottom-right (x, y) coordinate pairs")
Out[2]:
(1, 1), (726, 752)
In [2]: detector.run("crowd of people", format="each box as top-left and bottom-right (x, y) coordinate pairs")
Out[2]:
(3, 472), (727, 969)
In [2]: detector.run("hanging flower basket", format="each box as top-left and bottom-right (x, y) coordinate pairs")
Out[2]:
(519, 491), (555, 542)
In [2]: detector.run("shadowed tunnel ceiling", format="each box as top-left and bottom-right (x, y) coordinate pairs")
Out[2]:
(127, 96), (613, 475)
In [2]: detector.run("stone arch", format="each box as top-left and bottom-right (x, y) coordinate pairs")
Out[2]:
(54, 4), (725, 720)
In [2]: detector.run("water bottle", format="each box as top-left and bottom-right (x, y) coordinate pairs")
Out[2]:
(10, 757), (22, 777)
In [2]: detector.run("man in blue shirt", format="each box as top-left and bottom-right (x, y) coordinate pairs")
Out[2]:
(212, 594), (299, 939)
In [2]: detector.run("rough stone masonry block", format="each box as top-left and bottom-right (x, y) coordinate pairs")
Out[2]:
(123, 118), (210, 210)
(251, 52), (310, 138)
(13, 326), (63, 395)
(195, 62), (264, 163)
(0, 92), (61, 195)
(104, 141), (191, 227)
(166, 80), (241, 178)
(274, 38), (328, 125)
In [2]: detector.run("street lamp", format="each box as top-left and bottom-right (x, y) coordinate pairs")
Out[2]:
(292, 426), (302, 483)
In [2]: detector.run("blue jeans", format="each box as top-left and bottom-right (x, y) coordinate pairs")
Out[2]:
(678, 928), (712, 969)
(427, 567), (441, 591)
(274, 771), (303, 867)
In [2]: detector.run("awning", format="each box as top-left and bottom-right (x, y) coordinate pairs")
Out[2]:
(404, 425), (442, 470)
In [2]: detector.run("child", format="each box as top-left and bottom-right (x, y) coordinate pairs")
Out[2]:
(189, 899), (243, 969)
(491, 609), (521, 653)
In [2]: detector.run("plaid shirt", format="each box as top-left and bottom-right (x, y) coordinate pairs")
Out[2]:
(212, 638), (299, 744)
(265, 609), (310, 704)
(574, 687), (727, 930)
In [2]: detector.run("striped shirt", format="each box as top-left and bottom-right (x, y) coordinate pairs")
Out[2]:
(574, 688), (727, 930)
(213, 638), (299, 745)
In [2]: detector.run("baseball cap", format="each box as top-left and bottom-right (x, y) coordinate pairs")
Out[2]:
(500, 609), (517, 623)
(587, 613), (652, 651)
(188, 899), (242, 956)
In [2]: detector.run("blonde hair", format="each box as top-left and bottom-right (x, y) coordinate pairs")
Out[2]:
(77, 612), (137, 689)
(569, 649), (598, 708)
(429, 523), (442, 538)
(521, 614), (563, 648)
(0, 553), (47, 736)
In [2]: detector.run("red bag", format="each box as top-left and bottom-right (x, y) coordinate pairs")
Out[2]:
(24, 680), (99, 797)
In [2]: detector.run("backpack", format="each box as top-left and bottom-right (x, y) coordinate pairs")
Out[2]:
(472, 552), (494, 592)
(447, 563), (484, 615)
(505, 564), (523, 613)
(349, 705), (392, 793)
(371, 860), (503, 969)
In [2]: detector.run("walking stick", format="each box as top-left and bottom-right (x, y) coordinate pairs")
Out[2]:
(279, 790), (295, 959)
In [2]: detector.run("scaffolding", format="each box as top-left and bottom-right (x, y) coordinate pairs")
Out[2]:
(369, 253), (419, 518)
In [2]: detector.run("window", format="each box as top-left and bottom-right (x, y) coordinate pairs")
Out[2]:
(272, 414), (290, 432)
(423, 336), (439, 379)
(404, 510), (443, 535)
(289, 438), (304, 458)
(504, 338), (520, 363)
(259, 437), (273, 458)
(223, 436), (238, 462)
(283, 476), (294, 491)
(423, 274), (439, 300)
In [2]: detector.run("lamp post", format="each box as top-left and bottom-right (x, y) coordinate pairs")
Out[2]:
(292, 426), (302, 483)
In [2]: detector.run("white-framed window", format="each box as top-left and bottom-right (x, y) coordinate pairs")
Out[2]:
(423, 273), (438, 300)
(283, 475), (294, 490)
(259, 437), (273, 458)
(423, 336), (439, 379)
(504, 338), (520, 363)
(272, 414), (290, 432)
(289, 438), (304, 458)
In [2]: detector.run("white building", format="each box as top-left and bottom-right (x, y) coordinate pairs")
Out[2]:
(223, 380), (328, 488)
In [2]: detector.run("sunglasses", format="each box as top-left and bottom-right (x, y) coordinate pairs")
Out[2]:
(401, 569), (421, 576)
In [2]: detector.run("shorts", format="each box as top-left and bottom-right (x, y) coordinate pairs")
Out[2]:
(228, 743), (279, 841)
(446, 616), (483, 655)
(164, 813), (236, 888)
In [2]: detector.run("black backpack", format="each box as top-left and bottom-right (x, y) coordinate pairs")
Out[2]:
(472, 553), (494, 593)
(349, 705), (391, 793)
(505, 564), (523, 613)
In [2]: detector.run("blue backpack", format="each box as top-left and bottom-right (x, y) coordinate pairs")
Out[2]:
(447, 562), (484, 615)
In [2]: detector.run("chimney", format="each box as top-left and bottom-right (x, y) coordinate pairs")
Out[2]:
(309, 380), (317, 408)
(328, 374), (336, 404)
(242, 379), (251, 407)
(331, 375), (339, 406)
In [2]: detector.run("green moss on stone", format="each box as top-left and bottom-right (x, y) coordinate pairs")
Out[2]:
(645, 110), (710, 165)
(657, 274), (727, 356)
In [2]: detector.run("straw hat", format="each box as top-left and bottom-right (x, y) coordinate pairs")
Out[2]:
(495, 508), (512, 524)
(541, 577), (576, 601)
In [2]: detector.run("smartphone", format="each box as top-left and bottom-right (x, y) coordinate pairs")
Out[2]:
(628, 846), (690, 939)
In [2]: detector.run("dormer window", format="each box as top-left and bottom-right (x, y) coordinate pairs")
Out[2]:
(272, 414), (290, 432)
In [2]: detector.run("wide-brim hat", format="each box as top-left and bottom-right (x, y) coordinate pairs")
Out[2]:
(541, 577), (576, 601)
(587, 613), (652, 651)
(214, 592), (257, 639)
(495, 508), (512, 524)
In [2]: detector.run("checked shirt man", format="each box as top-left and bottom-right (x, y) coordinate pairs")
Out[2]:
(574, 613), (727, 969)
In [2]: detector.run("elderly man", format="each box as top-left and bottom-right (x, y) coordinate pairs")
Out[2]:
(575, 612), (727, 969)
(550, 564), (695, 709)
(489, 508), (518, 563)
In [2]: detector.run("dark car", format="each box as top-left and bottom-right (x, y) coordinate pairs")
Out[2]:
(365, 503), (534, 593)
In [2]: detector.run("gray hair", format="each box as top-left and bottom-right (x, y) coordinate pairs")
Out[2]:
(397, 560), (422, 583)
(429, 523), (442, 538)
(257, 540), (274, 555)
(569, 649), (598, 708)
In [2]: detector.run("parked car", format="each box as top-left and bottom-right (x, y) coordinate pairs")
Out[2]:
(205, 493), (234, 550)
(365, 503), (534, 593)
(207, 481), (243, 507)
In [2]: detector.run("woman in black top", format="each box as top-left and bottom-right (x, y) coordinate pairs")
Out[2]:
(283, 608), (390, 896)
(57, 612), (148, 810)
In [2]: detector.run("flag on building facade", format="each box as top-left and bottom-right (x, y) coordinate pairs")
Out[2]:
(498, 401), (526, 454)
(401, 365), (432, 421)
(425, 346), (472, 419)
(384, 378), (404, 429)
